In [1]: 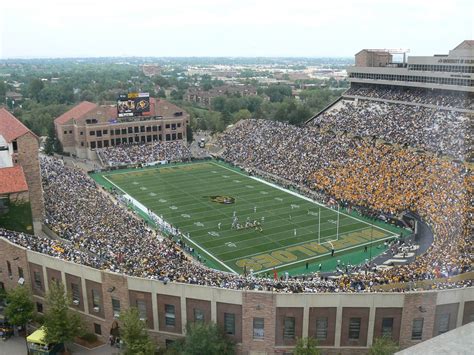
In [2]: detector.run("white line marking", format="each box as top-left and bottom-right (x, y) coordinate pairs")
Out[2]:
(102, 174), (238, 274)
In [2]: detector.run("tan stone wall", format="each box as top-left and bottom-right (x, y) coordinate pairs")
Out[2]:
(14, 133), (44, 225)
(1, 238), (474, 353)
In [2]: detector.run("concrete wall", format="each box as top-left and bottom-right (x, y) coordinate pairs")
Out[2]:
(1, 237), (473, 354)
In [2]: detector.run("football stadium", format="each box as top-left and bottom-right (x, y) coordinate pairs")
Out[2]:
(0, 41), (472, 353)
(92, 161), (404, 275)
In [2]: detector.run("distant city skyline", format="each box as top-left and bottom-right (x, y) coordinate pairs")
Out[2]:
(0, 0), (472, 59)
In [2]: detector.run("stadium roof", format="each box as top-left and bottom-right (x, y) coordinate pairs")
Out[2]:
(0, 166), (28, 194)
(58, 98), (188, 125)
(54, 101), (97, 125)
(0, 107), (34, 142)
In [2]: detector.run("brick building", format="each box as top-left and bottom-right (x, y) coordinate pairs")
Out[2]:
(0, 108), (44, 233)
(54, 98), (189, 160)
(0, 237), (472, 354)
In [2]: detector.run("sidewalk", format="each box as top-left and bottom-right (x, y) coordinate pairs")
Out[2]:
(0, 336), (120, 355)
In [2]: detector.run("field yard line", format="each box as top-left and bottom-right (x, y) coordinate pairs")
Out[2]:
(245, 173), (395, 236)
(102, 175), (238, 275)
(206, 216), (365, 254)
(222, 225), (379, 262)
(254, 233), (397, 275)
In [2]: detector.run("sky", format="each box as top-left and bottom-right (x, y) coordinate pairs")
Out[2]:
(0, 0), (472, 58)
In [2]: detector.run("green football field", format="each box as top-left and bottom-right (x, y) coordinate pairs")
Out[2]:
(94, 161), (400, 275)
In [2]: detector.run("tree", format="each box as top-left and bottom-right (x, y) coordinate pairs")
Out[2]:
(171, 322), (234, 355)
(369, 337), (399, 355)
(294, 337), (321, 355)
(28, 78), (44, 101)
(120, 307), (155, 355)
(5, 286), (35, 333)
(43, 281), (84, 353)
(157, 89), (166, 98)
(232, 109), (252, 123)
(186, 125), (193, 143)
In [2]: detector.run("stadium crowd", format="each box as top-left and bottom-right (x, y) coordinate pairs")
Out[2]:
(311, 100), (470, 159)
(0, 116), (471, 293)
(217, 119), (472, 288)
(344, 85), (474, 110)
(97, 141), (191, 167)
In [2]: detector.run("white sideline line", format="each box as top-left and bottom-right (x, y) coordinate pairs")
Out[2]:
(213, 162), (396, 236)
(254, 233), (396, 275)
(102, 175), (238, 275)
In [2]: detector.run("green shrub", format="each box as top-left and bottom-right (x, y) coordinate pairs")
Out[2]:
(80, 332), (98, 343)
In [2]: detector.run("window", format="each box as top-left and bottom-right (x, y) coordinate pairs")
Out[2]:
(253, 318), (264, 339)
(94, 323), (101, 335)
(80, 131), (83, 135)
(146, 126), (151, 132)
(382, 317), (393, 337)
(112, 298), (121, 318)
(122, 128), (127, 135)
(36, 302), (43, 313)
(412, 318), (423, 340)
(194, 309), (204, 323)
(224, 313), (235, 335)
(171, 123), (176, 130)
(438, 314), (450, 335)
(97, 140), (102, 148)
(137, 300), (147, 321)
(18, 267), (23, 279)
(152, 126), (157, 132)
(166, 134), (171, 141)
(12, 141), (18, 152)
(90, 131), (95, 136)
(171, 133), (176, 140)
(165, 124), (170, 129)
(6, 261), (12, 278)
(90, 141), (96, 149)
(134, 126), (139, 133)
(115, 129), (120, 135)
(165, 304), (176, 326)
(177, 123), (181, 128)
(69, 130), (72, 134)
(283, 317), (296, 340)
(96, 130), (102, 137)
(128, 127), (133, 134)
(33, 271), (42, 290)
(103, 130), (108, 134)
(81, 142), (84, 147)
(64, 130), (67, 134)
(349, 318), (361, 340)
(315, 317), (328, 340)
(178, 133), (183, 140)
(140, 126), (145, 132)
(71, 283), (80, 304)
(91, 289), (100, 309)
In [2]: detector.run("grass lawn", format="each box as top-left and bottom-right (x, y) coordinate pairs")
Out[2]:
(92, 161), (405, 275)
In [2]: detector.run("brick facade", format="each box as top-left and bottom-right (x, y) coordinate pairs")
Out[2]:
(399, 292), (437, 348)
(13, 132), (44, 227)
(0, 239), (473, 354)
(241, 291), (276, 354)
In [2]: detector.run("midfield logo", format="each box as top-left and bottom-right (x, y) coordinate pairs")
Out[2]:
(208, 195), (236, 204)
